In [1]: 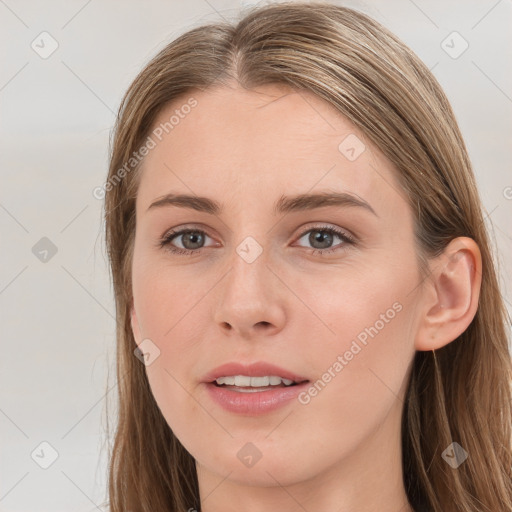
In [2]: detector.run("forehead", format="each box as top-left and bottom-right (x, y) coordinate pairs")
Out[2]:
(135, 84), (407, 219)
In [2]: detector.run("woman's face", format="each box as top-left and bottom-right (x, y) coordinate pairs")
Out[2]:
(130, 83), (423, 488)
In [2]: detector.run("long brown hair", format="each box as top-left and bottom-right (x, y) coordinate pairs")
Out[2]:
(102, 2), (512, 511)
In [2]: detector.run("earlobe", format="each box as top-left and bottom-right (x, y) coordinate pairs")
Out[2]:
(415, 237), (482, 351)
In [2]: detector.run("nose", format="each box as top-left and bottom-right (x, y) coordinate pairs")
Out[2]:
(213, 245), (286, 339)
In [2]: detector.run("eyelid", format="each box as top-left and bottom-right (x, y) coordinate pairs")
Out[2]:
(295, 222), (355, 241)
(161, 223), (215, 240)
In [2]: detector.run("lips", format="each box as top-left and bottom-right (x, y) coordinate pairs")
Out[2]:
(202, 361), (311, 414)
(201, 361), (310, 385)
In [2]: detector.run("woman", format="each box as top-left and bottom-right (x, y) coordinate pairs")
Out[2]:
(102, 2), (512, 511)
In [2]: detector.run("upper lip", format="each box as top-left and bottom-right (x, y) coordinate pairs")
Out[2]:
(202, 361), (309, 384)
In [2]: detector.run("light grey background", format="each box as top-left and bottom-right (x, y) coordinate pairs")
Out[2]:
(1, 0), (511, 510)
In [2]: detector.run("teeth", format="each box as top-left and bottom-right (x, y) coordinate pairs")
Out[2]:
(215, 375), (295, 387)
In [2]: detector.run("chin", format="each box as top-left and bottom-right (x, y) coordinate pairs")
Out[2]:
(193, 437), (319, 487)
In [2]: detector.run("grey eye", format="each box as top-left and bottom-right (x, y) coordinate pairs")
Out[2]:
(173, 231), (207, 250)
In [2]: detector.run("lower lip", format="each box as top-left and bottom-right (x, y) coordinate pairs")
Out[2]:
(204, 382), (310, 415)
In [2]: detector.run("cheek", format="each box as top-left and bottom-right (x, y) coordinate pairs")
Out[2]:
(291, 258), (417, 422)
(132, 254), (207, 344)
(294, 256), (416, 351)
(131, 261), (211, 424)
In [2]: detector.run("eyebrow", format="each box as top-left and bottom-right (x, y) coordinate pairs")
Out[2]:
(147, 191), (378, 217)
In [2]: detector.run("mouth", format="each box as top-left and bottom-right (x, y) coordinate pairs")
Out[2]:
(202, 362), (311, 414)
(211, 375), (309, 392)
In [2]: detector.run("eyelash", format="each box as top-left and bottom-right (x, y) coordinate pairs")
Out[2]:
(158, 225), (356, 256)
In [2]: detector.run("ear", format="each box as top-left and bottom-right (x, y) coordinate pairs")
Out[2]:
(415, 237), (482, 351)
(130, 298), (142, 346)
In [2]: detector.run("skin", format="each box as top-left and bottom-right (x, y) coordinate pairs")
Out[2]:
(130, 83), (482, 512)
